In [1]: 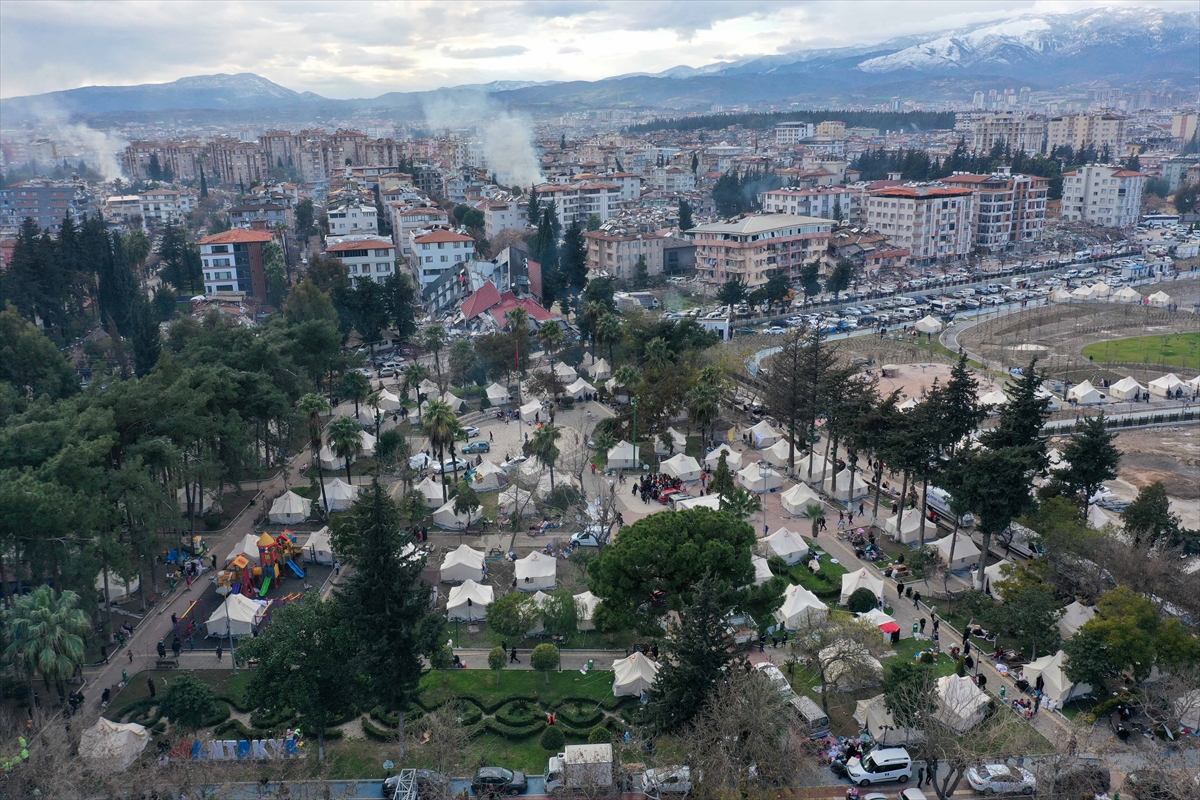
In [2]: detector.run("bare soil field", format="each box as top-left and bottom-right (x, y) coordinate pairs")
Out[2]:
(1096, 426), (1200, 529)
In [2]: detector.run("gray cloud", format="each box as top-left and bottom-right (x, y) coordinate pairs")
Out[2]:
(441, 45), (529, 59)
(557, 46), (583, 54)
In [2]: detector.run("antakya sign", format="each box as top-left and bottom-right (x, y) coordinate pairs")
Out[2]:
(187, 738), (300, 759)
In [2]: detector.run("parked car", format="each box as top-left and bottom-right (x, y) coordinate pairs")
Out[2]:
(460, 426), (480, 439)
(462, 441), (490, 454)
(500, 455), (527, 472)
(570, 525), (609, 548)
(642, 765), (692, 797)
(845, 747), (913, 787)
(472, 767), (527, 795)
(967, 764), (1036, 795)
(437, 457), (472, 475)
(763, 326), (787, 335)
(383, 770), (448, 797)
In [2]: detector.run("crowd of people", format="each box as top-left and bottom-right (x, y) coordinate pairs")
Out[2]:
(630, 471), (688, 503)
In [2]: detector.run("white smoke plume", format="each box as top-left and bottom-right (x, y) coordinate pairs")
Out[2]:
(4, 96), (128, 181)
(421, 91), (543, 188)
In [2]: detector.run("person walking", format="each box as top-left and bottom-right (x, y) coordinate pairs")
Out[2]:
(919, 617), (926, 634)
(510, 647), (520, 664)
(215, 643), (223, 662)
(932, 617), (940, 634)
(171, 637), (182, 659)
(334, 560), (341, 576)
(913, 590), (921, 608)
(156, 640), (166, 660)
(148, 677), (157, 699)
(916, 764), (925, 788)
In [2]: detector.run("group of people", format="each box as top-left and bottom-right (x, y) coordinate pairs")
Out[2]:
(631, 472), (686, 503)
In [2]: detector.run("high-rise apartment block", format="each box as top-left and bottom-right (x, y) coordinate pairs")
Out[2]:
(940, 172), (1048, 252)
(199, 229), (275, 299)
(1046, 114), (1127, 156)
(1059, 164), (1146, 229)
(971, 113), (1045, 154)
(690, 214), (831, 288)
(866, 185), (975, 265)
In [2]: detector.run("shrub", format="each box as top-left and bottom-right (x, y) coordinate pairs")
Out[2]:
(588, 725), (612, 744)
(202, 702), (232, 727)
(540, 725), (566, 751)
(159, 674), (216, 731)
(495, 700), (541, 727)
(481, 718), (545, 738)
(530, 643), (561, 678)
(767, 555), (789, 576)
(556, 704), (604, 729)
(362, 715), (398, 742)
(847, 587), (879, 613)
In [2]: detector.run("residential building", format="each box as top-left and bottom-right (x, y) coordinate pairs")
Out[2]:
(608, 173), (643, 202)
(137, 189), (194, 224)
(826, 229), (909, 274)
(649, 167), (696, 193)
(1170, 113), (1198, 142)
(228, 202), (290, 230)
(206, 137), (269, 186)
(409, 228), (475, 295)
(1162, 156), (1200, 193)
(775, 121), (815, 146)
(483, 196), (527, 240)
(760, 185), (866, 224)
(104, 195), (144, 223)
(0, 180), (92, 233)
(391, 204), (449, 255)
(584, 230), (666, 282)
(534, 181), (622, 229)
(1046, 114), (1127, 156)
(815, 120), (846, 138)
(941, 172), (1048, 252)
(662, 236), (697, 274)
(327, 204), (378, 236)
(971, 113), (1046, 154)
(1059, 164), (1146, 229)
(689, 214), (832, 288)
(325, 238), (396, 285)
(199, 229), (275, 300)
(865, 185), (976, 265)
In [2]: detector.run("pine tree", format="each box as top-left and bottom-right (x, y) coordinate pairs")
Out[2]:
(560, 220), (588, 290)
(527, 187), (540, 223)
(130, 296), (161, 378)
(980, 359), (1052, 470)
(678, 198), (694, 231)
(1056, 415), (1120, 515)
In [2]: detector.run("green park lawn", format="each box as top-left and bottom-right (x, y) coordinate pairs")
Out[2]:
(1081, 332), (1200, 370)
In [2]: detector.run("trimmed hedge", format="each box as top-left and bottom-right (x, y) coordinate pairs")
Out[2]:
(555, 704), (604, 729)
(213, 718), (344, 741)
(250, 707), (296, 729)
(370, 707), (399, 728)
(418, 691), (537, 715)
(480, 718), (545, 738)
(201, 702), (232, 727)
(113, 697), (157, 724)
(215, 692), (253, 713)
(495, 700), (542, 727)
(362, 715), (398, 742)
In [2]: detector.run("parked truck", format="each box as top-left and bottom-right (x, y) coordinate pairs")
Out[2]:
(545, 744), (614, 794)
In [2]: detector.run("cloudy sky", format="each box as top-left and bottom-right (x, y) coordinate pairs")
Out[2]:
(0, 0), (1191, 99)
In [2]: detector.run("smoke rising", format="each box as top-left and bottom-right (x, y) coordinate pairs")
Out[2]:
(421, 91), (542, 188)
(4, 96), (128, 181)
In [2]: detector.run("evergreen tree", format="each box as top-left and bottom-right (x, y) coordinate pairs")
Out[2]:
(678, 198), (694, 231)
(940, 354), (985, 454)
(199, 166), (208, 198)
(1121, 481), (1183, 549)
(980, 359), (1052, 470)
(560, 220), (588, 290)
(1055, 415), (1120, 515)
(527, 187), (540, 224)
(129, 297), (161, 378)
(633, 255), (649, 289)
(709, 452), (735, 499)
(381, 270), (419, 342)
(98, 231), (139, 336)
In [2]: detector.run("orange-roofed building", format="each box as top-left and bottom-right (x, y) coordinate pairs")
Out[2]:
(199, 229), (276, 300)
(325, 238), (397, 284)
(866, 184), (976, 265)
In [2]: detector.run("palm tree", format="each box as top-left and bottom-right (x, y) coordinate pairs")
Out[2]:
(506, 307), (531, 403)
(364, 389), (385, 440)
(612, 365), (641, 393)
(342, 370), (371, 421)
(537, 322), (565, 363)
(297, 393), (331, 514)
(4, 586), (91, 705)
(582, 300), (607, 356)
(643, 338), (672, 372)
(125, 229), (152, 277)
(719, 487), (762, 520)
(424, 325), (449, 390)
(530, 423), (563, 493)
(402, 362), (430, 416)
(423, 399), (459, 502)
(687, 383), (719, 446)
(327, 416), (364, 484)
(595, 313), (622, 365)
(802, 502), (825, 540)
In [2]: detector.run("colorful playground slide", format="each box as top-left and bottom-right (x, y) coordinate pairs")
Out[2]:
(258, 575), (271, 597)
(286, 560), (305, 579)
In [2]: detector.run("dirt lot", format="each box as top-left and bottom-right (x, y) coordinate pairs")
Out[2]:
(1096, 426), (1200, 529)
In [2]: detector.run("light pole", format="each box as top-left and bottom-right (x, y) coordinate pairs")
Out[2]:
(759, 459), (769, 535)
(630, 397), (638, 470)
(223, 591), (238, 674)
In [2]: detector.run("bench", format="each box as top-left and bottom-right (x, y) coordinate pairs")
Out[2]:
(155, 658), (180, 670)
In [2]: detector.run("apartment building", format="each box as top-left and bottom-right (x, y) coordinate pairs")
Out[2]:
(866, 185), (976, 265)
(775, 121), (815, 146)
(199, 229), (274, 300)
(1046, 114), (1127, 156)
(1171, 113), (1198, 142)
(689, 214), (832, 288)
(583, 230), (665, 283)
(940, 172), (1048, 252)
(326, 238), (396, 285)
(760, 185), (866, 224)
(327, 204), (378, 236)
(815, 120), (846, 138)
(1059, 164), (1146, 229)
(649, 167), (696, 193)
(483, 196), (527, 240)
(534, 181), (622, 229)
(409, 228), (475, 294)
(391, 205), (449, 255)
(0, 180), (92, 232)
(971, 113), (1046, 154)
(206, 138), (269, 186)
(1162, 156), (1200, 193)
(608, 173), (643, 202)
(138, 189), (194, 224)
(228, 202), (290, 230)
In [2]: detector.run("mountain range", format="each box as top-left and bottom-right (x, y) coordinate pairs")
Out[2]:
(2, 6), (1196, 121)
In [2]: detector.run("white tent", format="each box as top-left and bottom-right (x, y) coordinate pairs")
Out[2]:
(1110, 376), (1145, 401)
(898, 396), (920, 412)
(840, 569), (884, 606)
(794, 454), (828, 484)
(1036, 387), (1062, 411)
(515, 552), (557, 590)
(604, 377), (630, 403)
(1050, 288), (1073, 303)
(818, 641), (884, 689)
(414, 476), (446, 508)
(780, 483), (822, 517)
(1071, 386), (1107, 405)
(95, 570), (140, 602)
(470, 460), (507, 491)
(747, 420), (782, 448)
(982, 559), (1012, 600)
(566, 377), (597, 400)
(763, 527), (810, 565)
(440, 544), (485, 583)
(205, 593), (263, 638)
(858, 608), (900, 637)
(441, 391), (466, 413)
(486, 382), (512, 406)
(1071, 285), (1096, 300)
(1023, 650), (1091, 705)
(360, 391), (401, 423)
(176, 487), (220, 516)
(1174, 691), (1200, 731)
(607, 440), (640, 471)
(553, 361), (578, 382)
(418, 378), (441, 398)
(980, 389), (1008, 408)
(704, 444), (743, 471)
(589, 358), (612, 381)
(654, 427), (687, 455)
(761, 439), (794, 468)
(775, 583), (828, 629)
(884, 508), (924, 543)
(1066, 380), (1097, 402)
(305, 527), (334, 565)
(612, 652), (659, 697)
(499, 485), (536, 517)
(1188, 375), (1200, 393)
(519, 400), (544, 423)
(269, 491), (311, 525)
(1111, 286), (1141, 303)
(1147, 290), (1171, 307)
(854, 694), (923, 745)
(319, 443), (344, 470)
(915, 315), (944, 334)
(675, 494), (721, 511)
(1059, 601), (1097, 639)
(225, 533), (262, 563)
(432, 499), (481, 530)
(935, 533), (980, 571)
(823, 468), (869, 501)
(1149, 372), (1186, 397)
(1090, 282), (1113, 298)
(1087, 504), (1121, 530)
(323, 478), (360, 512)
(661, 453), (703, 482)
(447, 580), (493, 621)
(936, 674), (989, 732)
(739, 462), (783, 493)
(79, 718), (150, 770)
(575, 590), (601, 631)
(321, 429), (376, 468)
(751, 555), (773, 586)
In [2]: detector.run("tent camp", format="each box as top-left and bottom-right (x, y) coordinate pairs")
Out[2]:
(515, 552), (557, 591)
(818, 641), (884, 689)
(441, 391), (466, 413)
(763, 527), (810, 565)
(470, 460), (507, 491)
(323, 478), (360, 512)
(553, 361), (578, 382)
(486, 382), (512, 406)
(1071, 285), (1096, 300)
(822, 468), (869, 501)
(95, 570), (140, 602)
(362, 388), (401, 417)
(858, 608), (901, 638)
(854, 695), (923, 745)
(654, 427), (687, 456)
(566, 377), (597, 400)
(432, 499), (481, 530)
(1111, 286), (1142, 303)
(935, 533), (980, 571)
(1188, 375), (1200, 393)
(613, 652), (659, 697)
(269, 491), (311, 525)
(321, 430), (376, 469)
(739, 463), (783, 493)
(604, 377), (630, 403)
(1147, 290), (1172, 307)
(575, 590), (601, 631)
(440, 544), (485, 583)
(747, 420), (782, 448)
(775, 583), (828, 629)
(761, 439), (794, 468)
(1087, 504), (1120, 530)
(1110, 376), (1145, 401)
(704, 444), (742, 471)
(589, 358), (612, 381)
(79, 719), (150, 770)
(1036, 387), (1062, 412)
(1058, 601), (1097, 640)
(205, 593), (263, 638)
(982, 559), (1012, 600)
(661, 453), (703, 482)
(305, 528), (334, 565)
(1050, 288), (1073, 303)
(915, 315), (943, 334)
(499, 485), (536, 517)
(414, 476), (446, 508)
(884, 508), (924, 543)
(936, 674), (989, 732)
(1090, 282), (1113, 298)
(1022, 650), (1091, 705)
(607, 440), (640, 471)
(751, 555), (773, 586)
(519, 400), (545, 423)
(840, 569), (884, 606)
(675, 494), (721, 511)
(1149, 373), (1186, 398)
(1066, 380), (1107, 405)
(980, 389), (1008, 408)
(794, 454), (828, 484)
(781, 482), (823, 516)
(447, 580), (493, 621)
(225, 532), (262, 563)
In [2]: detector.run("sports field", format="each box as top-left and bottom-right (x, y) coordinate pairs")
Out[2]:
(1082, 332), (1200, 370)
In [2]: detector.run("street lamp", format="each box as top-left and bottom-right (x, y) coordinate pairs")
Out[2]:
(223, 591), (238, 674)
(759, 459), (769, 535)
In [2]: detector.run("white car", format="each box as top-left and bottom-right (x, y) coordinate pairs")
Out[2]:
(763, 326), (787, 335)
(966, 764), (1036, 795)
(753, 662), (795, 696)
(642, 766), (692, 797)
(409, 453), (434, 471)
(437, 457), (472, 475)
(460, 426), (480, 439)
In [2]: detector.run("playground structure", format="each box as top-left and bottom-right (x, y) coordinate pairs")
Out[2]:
(216, 530), (307, 599)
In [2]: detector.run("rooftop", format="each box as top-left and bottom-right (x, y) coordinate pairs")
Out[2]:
(689, 214), (831, 236)
(199, 229), (274, 245)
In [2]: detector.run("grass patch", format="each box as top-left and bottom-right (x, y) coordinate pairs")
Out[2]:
(104, 669), (253, 720)
(418, 668), (614, 710)
(785, 550), (848, 596)
(889, 638), (960, 679)
(1082, 332), (1200, 369)
(1060, 697), (1100, 721)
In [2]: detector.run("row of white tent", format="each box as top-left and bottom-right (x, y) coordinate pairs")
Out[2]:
(438, 545), (558, 590)
(1051, 285), (1172, 305)
(973, 372), (1197, 411)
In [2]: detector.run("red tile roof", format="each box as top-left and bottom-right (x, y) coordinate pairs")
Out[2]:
(326, 239), (395, 252)
(869, 186), (974, 198)
(489, 292), (554, 327)
(199, 229), (274, 244)
(413, 229), (473, 243)
(1112, 170), (1147, 178)
(461, 281), (502, 321)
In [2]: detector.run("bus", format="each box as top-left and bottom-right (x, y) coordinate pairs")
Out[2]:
(1141, 214), (1180, 228)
